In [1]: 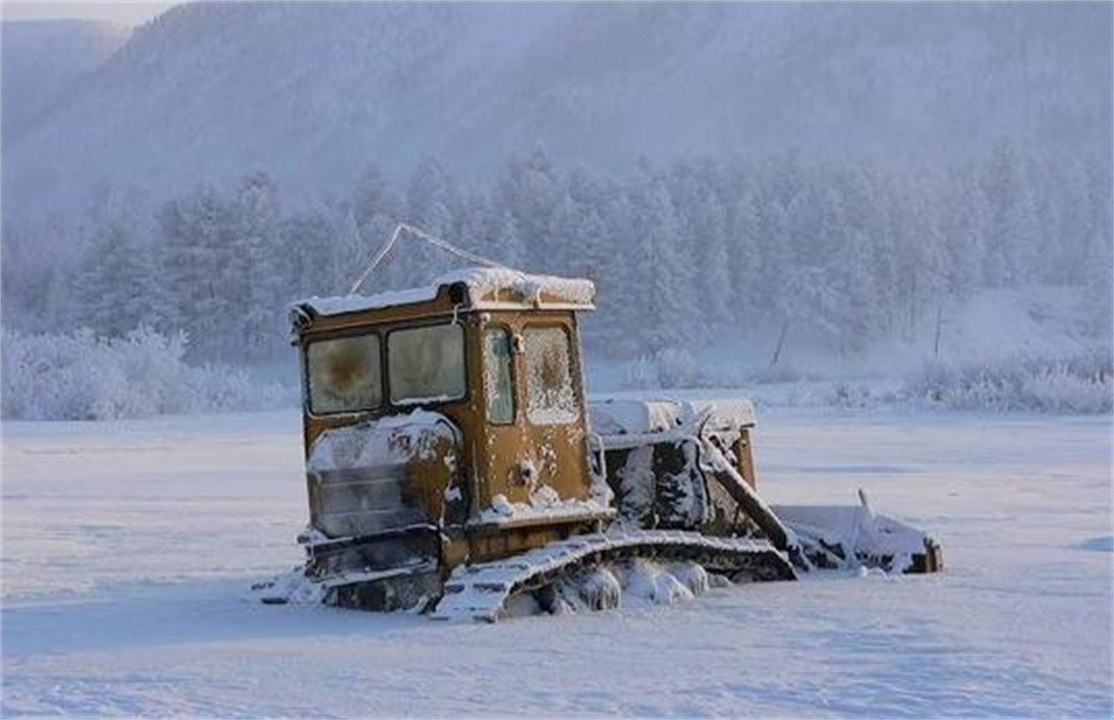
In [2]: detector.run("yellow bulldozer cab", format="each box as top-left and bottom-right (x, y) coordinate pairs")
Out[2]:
(290, 268), (613, 572)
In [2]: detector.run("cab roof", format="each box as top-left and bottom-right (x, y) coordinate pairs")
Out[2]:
(297, 267), (597, 318)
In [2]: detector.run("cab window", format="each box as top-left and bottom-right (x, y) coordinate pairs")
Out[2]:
(306, 334), (382, 414)
(388, 323), (466, 405)
(523, 326), (578, 425)
(483, 327), (515, 424)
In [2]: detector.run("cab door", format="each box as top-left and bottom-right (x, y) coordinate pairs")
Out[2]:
(517, 321), (592, 503)
(474, 314), (593, 514)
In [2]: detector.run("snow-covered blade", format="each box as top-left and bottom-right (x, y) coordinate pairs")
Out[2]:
(773, 495), (943, 574)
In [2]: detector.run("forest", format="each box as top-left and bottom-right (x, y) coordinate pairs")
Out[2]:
(1, 141), (1112, 419)
(4, 141), (1111, 361)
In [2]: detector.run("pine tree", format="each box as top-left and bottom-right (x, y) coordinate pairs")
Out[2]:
(498, 148), (559, 270)
(159, 184), (234, 361)
(630, 175), (694, 353)
(404, 160), (460, 281)
(729, 190), (763, 327)
(1083, 232), (1114, 337)
(691, 188), (732, 340)
(74, 211), (157, 336)
(282, 207), (338, 299)
(489, 210), (526, 270)
(982, 136), (1025, 286)
(230, 172), (284, 361)
(545, 191), (582, 275)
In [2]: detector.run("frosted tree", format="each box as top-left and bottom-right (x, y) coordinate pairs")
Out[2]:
(74, 209), (162, 337)
(159, 184), (234, 360)
(333, 207), (365, 291)
(584, 189), (639, 351)
(282, 207), (339, 299)
(545, 191), (588, 275)
(892, 180), (949, 340)
(230, 172), (285, 360)
(403, 159), (460, 281)
(456, 190), (491, 248)
(548, 170), (613, 289)
(629, 175), (696, 353)
(0, 218), (64, 330)
(981, 136), (1028, 286)
(1083, 232), (1114, 337)
(728, 189), (763, 324)
(489, 210), (526, 270)
(8, 143), (1108, 372)
(836, 228), (883, 351)
(498, 148), (560, 270)
(805, 187), (856, 345)
(939, 174), (987, 298)
(350, 163), (400, 230)
(1007, 179), (1042, 285)
(689, 188), (732, 339)
(759, 200), (799, 363)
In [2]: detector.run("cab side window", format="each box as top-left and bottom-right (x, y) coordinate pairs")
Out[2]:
(483, 327), (515, 424)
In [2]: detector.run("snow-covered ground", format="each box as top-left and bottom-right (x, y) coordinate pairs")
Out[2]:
(2, 408), (1111, 718)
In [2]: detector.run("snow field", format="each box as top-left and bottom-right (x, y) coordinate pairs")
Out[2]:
(1, 409), (1111, 718)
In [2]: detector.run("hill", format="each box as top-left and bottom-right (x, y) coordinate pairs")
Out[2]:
(0, 19), (130, 142)
(2, 2), (1110, 217)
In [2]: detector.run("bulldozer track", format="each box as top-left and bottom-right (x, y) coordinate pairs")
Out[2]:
(431, 529), (796, 622)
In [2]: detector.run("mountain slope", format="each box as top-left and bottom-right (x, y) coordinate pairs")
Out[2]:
(0, 19), (130, 141)
(3, 2), (1110, 215)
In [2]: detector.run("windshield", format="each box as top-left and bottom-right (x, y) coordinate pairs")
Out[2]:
(388, 323), (466, 405)
(306, 334), (382, 414)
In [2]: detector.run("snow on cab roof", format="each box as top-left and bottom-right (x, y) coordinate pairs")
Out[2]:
(298, 267), (596, 316)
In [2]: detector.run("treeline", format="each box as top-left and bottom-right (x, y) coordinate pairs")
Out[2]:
(2, 139), (1110, 364)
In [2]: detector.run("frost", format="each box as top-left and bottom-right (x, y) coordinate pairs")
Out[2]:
(524, 327), (579, 425)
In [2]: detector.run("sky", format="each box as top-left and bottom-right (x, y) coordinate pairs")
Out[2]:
(1, 1), (176, 26)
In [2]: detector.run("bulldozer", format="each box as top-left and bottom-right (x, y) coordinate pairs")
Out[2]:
(256, 232), (941, 621)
